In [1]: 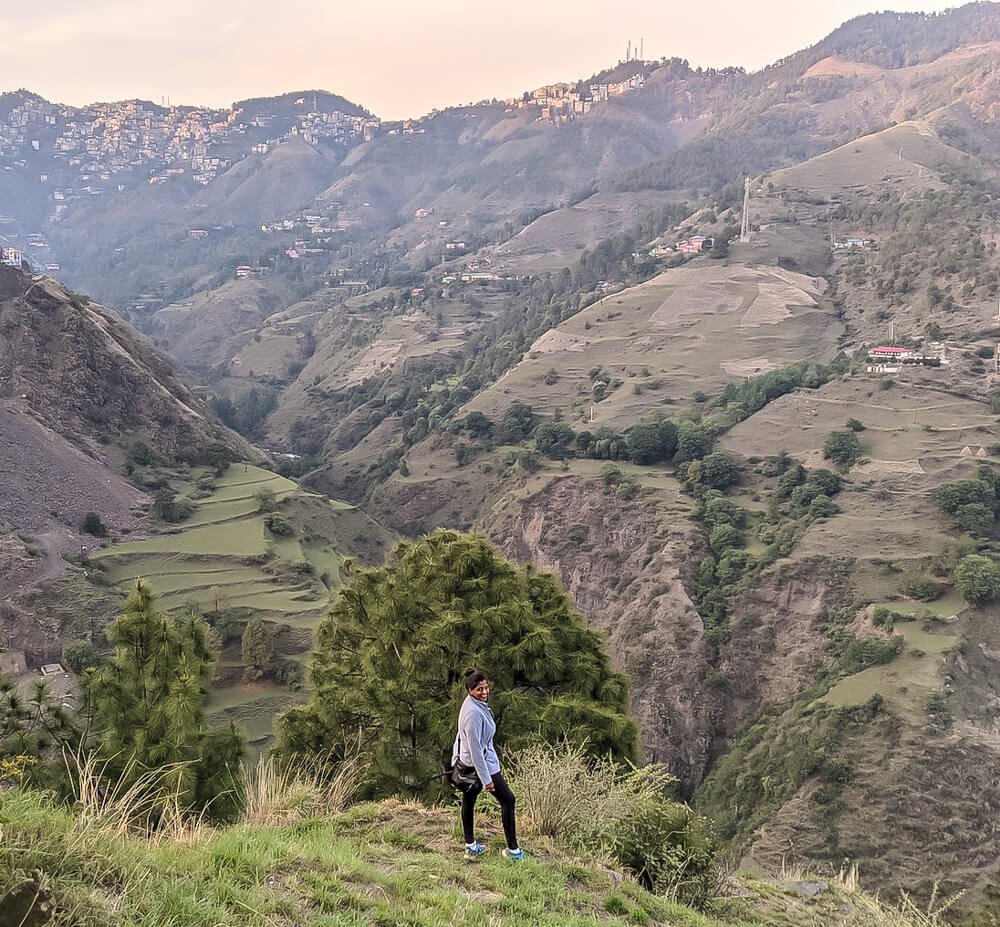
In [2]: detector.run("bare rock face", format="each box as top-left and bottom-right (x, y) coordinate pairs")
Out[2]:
(716, 558), (850, 743)
(0, 875), (55, 926)
(485, 475), (721, 785)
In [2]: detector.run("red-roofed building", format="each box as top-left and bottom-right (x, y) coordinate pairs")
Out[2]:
(869, 346), (913, 359)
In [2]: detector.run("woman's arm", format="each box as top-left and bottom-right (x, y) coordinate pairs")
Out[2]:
(459, 712), (492, 788)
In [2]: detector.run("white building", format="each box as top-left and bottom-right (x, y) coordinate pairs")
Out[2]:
(1, 247), (24, 267)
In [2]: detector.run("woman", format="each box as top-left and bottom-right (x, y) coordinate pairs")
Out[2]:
(452, 668), (524, 860)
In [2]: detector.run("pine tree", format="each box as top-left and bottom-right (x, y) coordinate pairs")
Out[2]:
(86, 580), (243, 815)
(241, 619), (273, 680)
(0, 676), (79, 789)
(277, 530), (638, 798)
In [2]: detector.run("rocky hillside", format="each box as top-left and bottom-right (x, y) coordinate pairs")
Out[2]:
(0, 265), (257, 658)
(0, 266), (251, 456)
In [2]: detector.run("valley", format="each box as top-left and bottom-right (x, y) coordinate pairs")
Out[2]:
(5, 5), (1000, 920)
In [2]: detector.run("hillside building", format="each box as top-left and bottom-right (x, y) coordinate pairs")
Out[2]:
(675, 236), (713, 255)
(868, 346), (913, 360)
(1, 247), (23, 267)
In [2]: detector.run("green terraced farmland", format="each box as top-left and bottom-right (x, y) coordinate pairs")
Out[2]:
(94, 517), (269, 558)
(90, 463), (394, 751)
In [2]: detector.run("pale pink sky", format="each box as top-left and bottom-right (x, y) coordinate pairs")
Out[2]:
(0, 1), (956, 119)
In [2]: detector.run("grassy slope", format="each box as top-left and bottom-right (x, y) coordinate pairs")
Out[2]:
(90, 464), (393, 748)
(0, 790), (909, 927)
(462, 260), (843, 426)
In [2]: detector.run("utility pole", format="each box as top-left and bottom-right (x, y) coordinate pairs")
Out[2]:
(739, 177), (751, 243)
(889, 320), (895, 344)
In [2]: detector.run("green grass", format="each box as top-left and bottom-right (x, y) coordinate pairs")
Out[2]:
(822, 616), (961, 721)
(94, 518), (269, 559)
(0, 791), (906, 927)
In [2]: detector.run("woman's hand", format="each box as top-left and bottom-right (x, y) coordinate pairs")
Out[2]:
(485, 782), (495, 792)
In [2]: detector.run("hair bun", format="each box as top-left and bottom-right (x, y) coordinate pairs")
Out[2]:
(463, 666), (477, 678)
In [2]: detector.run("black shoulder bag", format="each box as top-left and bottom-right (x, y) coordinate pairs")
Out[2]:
(444, 735), (480, 792)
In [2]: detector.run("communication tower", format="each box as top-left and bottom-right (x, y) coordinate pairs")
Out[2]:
(739, 177), (751, 243)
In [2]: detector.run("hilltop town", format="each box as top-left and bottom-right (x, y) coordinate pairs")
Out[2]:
(0, 93), (378, 202)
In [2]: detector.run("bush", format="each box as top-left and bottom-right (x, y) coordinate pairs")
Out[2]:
(265, 513), (294, 537)
(534, 421), (576, 459)
(600, 463), (624, 486)
(823, 430), (862, 468)
(255, 488), (277, 513)
(63, 640), (100, 673)
(80, 512), (107, 537)
(616, 480), (640, 500)
(702, 495), (745, 529)
(955, 554), (1000, 605)
(906, 579), (945, 602)
(609, 794), (717, 904)
(709, 524), (743, 556)
(509, 742), (717, 906)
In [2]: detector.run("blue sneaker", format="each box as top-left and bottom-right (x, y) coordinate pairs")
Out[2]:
(502, 847), (525, 861)
(465, 842), (486, 858)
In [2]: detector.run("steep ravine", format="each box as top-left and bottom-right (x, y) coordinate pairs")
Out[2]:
(483, 476), (719, 785)
(482, 475), (855, 793)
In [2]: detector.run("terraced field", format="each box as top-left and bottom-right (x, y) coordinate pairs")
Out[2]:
(463, 262), (843, 426)
(92, 464), (394, 748)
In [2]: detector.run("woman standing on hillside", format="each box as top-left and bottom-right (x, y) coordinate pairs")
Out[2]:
(452, 669), (525, 860)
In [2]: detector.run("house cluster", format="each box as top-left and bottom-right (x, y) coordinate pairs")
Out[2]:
(647, 235), (714, 258)
(505, 72), (646, 125)
(235, 265), (267, 279)
(0, 95), (381, 216)
(864, 344), (947, 373)
(260, 205), (354, 240)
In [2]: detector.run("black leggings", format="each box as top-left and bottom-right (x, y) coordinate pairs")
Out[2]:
(462, 770), (518, 850)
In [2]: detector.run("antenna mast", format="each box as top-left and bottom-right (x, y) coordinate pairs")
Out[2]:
(739, 176), (751, 243)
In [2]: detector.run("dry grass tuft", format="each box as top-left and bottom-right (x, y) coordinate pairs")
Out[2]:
(65, 748), (211, 845)
(240, 737), (369, 826)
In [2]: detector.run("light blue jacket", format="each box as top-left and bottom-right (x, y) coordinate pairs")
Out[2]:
(452, 694), (501, 787)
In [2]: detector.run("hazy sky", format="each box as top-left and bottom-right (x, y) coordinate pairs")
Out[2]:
(0, 1), (957, 119)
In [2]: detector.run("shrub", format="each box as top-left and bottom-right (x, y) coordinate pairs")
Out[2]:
(255, 488), (277, 513)
(80, 512), (107, 537)
(534, 421), (576, 459)
(265, 513), (294, 537)
(702, 495), (745, 528)
(823, 430), (862, 468)
(609, 793), (717, 905)
(616, 480), (640, 500)
(600, 463), (624, 486)
(63, 640), (100, 673)
(808, 495), (839, 519)
(626, 423), (668, 464)
(709, 524), (743, 556)
(845, 418), (866, 432)
(509, 742), (717, 907)
(674, 422), (712, 463)
(906, 579), (945, 602)
(955, 554), (1000, 605)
